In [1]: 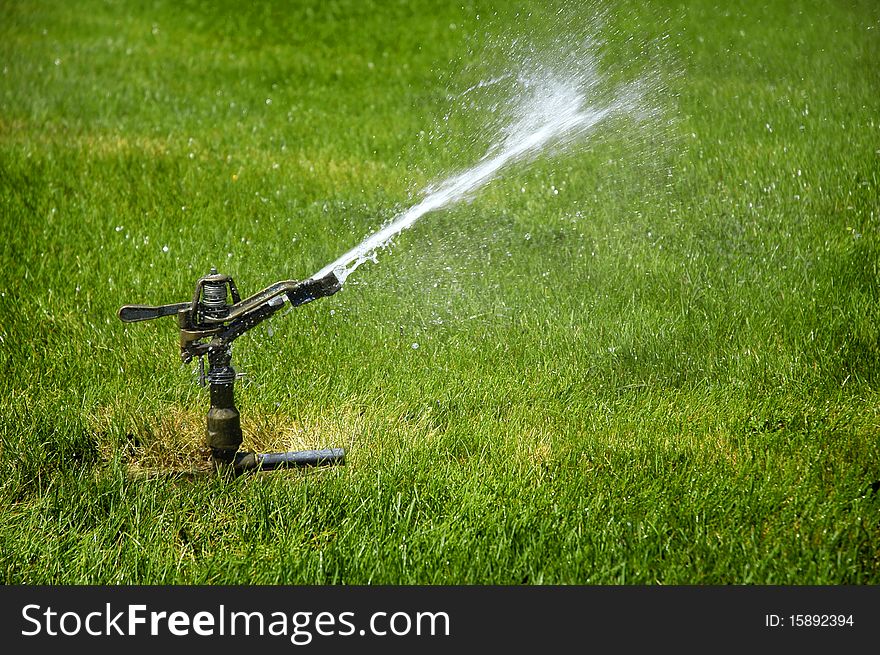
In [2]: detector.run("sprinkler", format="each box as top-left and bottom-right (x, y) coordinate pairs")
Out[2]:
(119, 268), (345, 475)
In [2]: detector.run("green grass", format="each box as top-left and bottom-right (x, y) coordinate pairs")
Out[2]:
(1, 0), (878, 584)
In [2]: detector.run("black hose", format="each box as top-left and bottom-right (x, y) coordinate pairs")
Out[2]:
(232, 448), (345, 473)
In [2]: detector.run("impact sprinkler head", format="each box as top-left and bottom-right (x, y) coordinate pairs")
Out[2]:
(119, 268), (345, 475)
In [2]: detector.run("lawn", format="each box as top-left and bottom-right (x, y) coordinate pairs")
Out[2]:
(0, 0), (878, 584)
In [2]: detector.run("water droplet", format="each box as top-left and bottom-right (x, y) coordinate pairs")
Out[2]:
(115, 226), (123, 232)
(162, 245), (169, 253)
(411, 343), (419, 350)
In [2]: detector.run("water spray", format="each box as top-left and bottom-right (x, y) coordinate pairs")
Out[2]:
(116, 50), (646, 476)
(119, 268), (345, 475)
(310, 76), (631, 284)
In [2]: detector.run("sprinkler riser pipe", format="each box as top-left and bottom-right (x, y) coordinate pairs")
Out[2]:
(207, 381), (242, 463)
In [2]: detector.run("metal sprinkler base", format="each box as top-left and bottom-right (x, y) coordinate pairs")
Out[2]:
(119, 268), (345, 475)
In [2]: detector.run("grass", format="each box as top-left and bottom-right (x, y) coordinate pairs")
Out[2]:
(0, 0), (878, 584)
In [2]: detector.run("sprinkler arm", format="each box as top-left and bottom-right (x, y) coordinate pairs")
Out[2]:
(119, 273), (340, 324)
(198, 273), (342, 356)
(116, 301), (191, 323)
(208, 273), (341, 323)
(119, 271), (341, 363)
